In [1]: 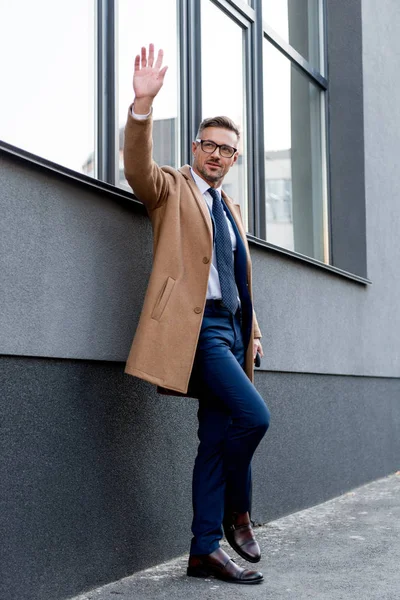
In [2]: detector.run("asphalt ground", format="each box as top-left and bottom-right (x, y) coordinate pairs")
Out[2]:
(71, 472), (400, 600)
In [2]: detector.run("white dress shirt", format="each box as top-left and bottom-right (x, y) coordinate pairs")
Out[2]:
(131, 106), (237, 300)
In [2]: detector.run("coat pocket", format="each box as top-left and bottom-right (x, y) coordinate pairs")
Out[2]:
(151, 277), (176, 321)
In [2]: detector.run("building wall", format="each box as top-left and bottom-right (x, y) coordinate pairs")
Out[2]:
(1, 355), (398, 600)
(362, 0), (400, 373)
(1, 147), (399, 378)
(1, 1), (400, 599)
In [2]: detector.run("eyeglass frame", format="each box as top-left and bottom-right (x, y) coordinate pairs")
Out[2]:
(195, 138), (238, 158)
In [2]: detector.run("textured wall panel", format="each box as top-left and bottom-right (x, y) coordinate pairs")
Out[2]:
(1, 153), (400, 377)
(0, 356), (399, 600)
(0, 156), (150, 361)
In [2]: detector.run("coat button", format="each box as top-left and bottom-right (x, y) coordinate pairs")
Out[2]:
(202, 257), (209, 264)
(194, 307), (202, 314)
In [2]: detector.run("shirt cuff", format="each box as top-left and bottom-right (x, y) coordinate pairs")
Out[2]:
(131, 106), (152, 120)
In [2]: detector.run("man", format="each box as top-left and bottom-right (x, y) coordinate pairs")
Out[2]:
(124, 44), (270, 585)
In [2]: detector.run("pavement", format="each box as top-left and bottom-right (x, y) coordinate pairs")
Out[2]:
(71, 473), (400, 600)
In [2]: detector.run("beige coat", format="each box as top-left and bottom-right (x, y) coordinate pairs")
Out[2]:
(123, 110), (262, 395)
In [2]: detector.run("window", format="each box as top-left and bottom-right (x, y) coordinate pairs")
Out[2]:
(263, 40), (325, 260)
(117, 0), (179, 190)
(0, 0), (336, 269)
(201, 0), (249, 228)
(262, 0), (322, 69)
(262, 0), (328, 262)
(0, 0), (95, 175)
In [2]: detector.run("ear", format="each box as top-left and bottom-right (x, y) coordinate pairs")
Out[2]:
(232, 152), (239, 165)
(192, 140), (197, 156)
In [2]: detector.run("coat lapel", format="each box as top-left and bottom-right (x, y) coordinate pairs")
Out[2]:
(178, 165), (213, 242)
(222, 194), (248, 245)
(221, 192), (251, 280)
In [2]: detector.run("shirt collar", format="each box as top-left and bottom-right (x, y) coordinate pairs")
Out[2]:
(190, 167), (223, 197)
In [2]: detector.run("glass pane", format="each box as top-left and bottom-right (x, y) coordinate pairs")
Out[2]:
(0, 0), (95, 175)
(201, 0), (248, 230)
(263, 40), (326, 261)
(118, 0), (179, 189)
(262, 0), (321, 69)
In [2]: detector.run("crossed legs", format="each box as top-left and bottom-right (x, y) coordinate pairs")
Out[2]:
(190, 306), (270, 556)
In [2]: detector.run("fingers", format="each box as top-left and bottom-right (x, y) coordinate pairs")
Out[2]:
(253, 340), (264, 360)
(136, 45), (166, 73)
(148, 43), (155, 67)
(154, 48), (164, 70)
(141, 46), (147, 68)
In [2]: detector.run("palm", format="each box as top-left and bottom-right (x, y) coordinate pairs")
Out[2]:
(134, 66), (165, 98)
(133, 44), (168, 100)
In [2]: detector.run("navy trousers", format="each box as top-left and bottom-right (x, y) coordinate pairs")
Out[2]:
(190, 301), (270, 556)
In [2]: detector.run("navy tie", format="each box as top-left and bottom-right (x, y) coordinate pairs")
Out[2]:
(208, 188), (238, 314)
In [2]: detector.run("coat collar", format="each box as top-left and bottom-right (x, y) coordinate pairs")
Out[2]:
(178, 164), (246, 245)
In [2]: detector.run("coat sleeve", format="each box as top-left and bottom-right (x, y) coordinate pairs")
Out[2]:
(123, 106), (170, 212)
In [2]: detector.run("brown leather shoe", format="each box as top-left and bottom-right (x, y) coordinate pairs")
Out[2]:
(187, 547), (263, 584)
(223, 512), (261, 563)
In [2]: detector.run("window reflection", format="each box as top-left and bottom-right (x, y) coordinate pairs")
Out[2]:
(117, 0), (179, 189)
(0, 0), (95, 174)
(263, 40), (325, 261)
(262, 0), (321, 69)
(201, 0), (248, 229)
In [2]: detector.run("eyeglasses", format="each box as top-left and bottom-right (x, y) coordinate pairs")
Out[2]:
(195, 139), (237, 158)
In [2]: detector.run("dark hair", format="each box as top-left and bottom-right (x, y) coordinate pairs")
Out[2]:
(196, 116), (240, 140)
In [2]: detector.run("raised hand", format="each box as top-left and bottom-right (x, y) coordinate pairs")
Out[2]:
(133, 44), (168, 114)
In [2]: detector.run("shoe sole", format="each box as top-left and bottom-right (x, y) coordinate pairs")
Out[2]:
(187, 567), (263, 584)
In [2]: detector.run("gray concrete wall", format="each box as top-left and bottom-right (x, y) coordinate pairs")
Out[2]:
(0, 156), (149, 361)
(362, 0), (400, 370)
(1, 355), (399, 600)
(1, 148), (400, 377)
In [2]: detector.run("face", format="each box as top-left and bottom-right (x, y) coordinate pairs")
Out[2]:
(192, 126), (239, 188)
